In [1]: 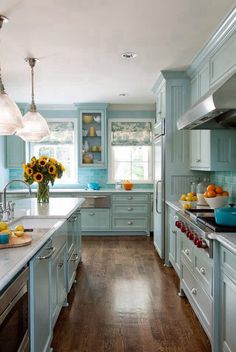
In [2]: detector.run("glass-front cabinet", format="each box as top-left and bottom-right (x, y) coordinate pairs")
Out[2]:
(76, 104), (107, 168)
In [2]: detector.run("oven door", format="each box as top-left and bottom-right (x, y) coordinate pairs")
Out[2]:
(0, 267), (29, 352)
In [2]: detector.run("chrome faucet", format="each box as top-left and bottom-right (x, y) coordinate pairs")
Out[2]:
(1, 180), (32, 220)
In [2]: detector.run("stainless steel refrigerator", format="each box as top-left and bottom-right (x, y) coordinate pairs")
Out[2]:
(153, 119), (165, 259)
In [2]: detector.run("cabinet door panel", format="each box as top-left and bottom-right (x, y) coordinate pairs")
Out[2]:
(6, 135), (26, 168)
(199, 64), (209, 98)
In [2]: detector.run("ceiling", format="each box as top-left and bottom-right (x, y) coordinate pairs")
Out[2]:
(0, 0), (235, 105)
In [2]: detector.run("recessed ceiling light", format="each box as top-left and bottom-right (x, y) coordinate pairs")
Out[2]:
(121, 51), (137, 59)
(119, 93), (128, 97)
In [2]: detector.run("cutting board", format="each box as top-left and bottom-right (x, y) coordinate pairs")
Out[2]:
(0, 234), (32, 249)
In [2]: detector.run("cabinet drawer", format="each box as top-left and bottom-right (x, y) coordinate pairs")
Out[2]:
(221, 246), (236, 282)
(112, 217), (147, 230)
(181, 236), (194, 268)
(182, 263), (212, 336)
(112, 204), (148, 215)
(112, 194), (148, 203)
(81, 209), (110, 231)
(194, 248), (213, 297)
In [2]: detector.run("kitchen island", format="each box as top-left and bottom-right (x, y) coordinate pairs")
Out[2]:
(0, 197), (84, 291)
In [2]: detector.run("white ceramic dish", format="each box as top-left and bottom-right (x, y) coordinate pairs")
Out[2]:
(204, 196), (229, 209)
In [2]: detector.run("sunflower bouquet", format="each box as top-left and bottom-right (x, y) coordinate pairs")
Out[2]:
(22, 156), (65, 203)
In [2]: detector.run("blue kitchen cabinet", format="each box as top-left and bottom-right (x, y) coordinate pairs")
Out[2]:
(81, 208), (110, 231)
(155, 82), (166, 123)
(190, 130), (236, 171)
(5, 135), (26, 168)
(167, 206), (181, 276)
(29, 239), (53, 352)
(76, 103), (108, 168)
(220, 246), (236, 352)
(190, 75), (198, 105)
(66, 209), (81, 293)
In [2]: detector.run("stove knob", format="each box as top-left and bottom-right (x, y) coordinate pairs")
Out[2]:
(175, 221), (181, 228)
(197, 239), (202, 248)
(189, 232), (195, 241)
(186, 230), (191, 238)
(181, 225), (187, 233)
(194, 236), (199, 245)
(198, 240), (208, 249)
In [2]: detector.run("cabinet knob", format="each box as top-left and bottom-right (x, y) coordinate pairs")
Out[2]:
(128, 221), (133, 225)
(71, 254), (79, 262)
(172, 230), (177, 235)
(128, 207), (133, 211)
(196, 159), (201, 162)
(89, 212), (95, 216)
(57, 262), (64, 268)
(200, 267), (206, 275)
(191, 288), (197, 295)
(184, 249), (190, 256)
(128, 196), (133, 200)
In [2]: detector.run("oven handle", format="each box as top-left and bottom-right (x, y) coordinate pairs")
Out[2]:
(0, 284), (27, 325)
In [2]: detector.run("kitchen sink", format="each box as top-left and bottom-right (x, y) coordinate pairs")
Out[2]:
(9, 217), (62, 230)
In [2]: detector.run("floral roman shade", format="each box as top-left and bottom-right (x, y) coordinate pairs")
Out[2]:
(41, 122), (74, 144)
(111, 121), (152, 146)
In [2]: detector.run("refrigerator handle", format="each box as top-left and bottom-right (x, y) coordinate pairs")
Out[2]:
(156, 180), (162, 214)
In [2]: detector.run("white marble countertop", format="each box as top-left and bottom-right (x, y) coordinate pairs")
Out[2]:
(0, 197), (85, 292)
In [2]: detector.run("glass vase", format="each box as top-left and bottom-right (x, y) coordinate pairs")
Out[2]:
(37, 182), (49, 203)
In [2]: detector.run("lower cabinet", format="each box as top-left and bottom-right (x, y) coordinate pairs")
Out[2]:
(29, 239), (53, 352)
(220, 246), (236, 352)
(168, 207), (181, 276)
(111, 193), (150, 233)
(180, 234), (213, 342)
(29, 207), (82, 351)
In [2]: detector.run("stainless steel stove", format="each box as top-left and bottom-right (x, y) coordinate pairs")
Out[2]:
(176, 208), (236, 258)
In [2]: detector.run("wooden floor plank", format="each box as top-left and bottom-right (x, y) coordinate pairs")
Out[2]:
(52, 236), (212, 352)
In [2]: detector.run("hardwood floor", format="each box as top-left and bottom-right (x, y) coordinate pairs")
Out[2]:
(52, 236), (212, 352)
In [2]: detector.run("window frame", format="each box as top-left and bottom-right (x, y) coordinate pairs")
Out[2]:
(107, 118), (154, 184)
(28, 117), (78, 184)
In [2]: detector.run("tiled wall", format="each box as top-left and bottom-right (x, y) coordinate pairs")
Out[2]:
(211, 171), (236, 202)
(9, 168), (153, 190)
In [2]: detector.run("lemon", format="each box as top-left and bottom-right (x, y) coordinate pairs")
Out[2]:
(15, 225), (25, 232)
(14, 231), (24, 237)
(181, 194), (187, 201)
(0, 222), (8, 231)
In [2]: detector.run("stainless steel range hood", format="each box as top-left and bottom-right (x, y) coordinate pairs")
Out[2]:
(177, 71), (236, 130)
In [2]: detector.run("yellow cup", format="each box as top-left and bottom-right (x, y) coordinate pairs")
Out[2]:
(89, 127), (95, 136)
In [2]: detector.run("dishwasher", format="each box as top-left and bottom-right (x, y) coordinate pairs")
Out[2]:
(80, 195), (111, 231)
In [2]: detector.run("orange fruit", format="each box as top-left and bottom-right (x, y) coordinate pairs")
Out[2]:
(207, 184), (216, 192)
(222, 191), (229, 197)
(203, 191), (208, 198)
(207, 190), (216, 198)
(215, 186), (223, 194)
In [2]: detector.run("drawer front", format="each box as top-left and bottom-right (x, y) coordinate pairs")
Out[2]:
(221, 246), (236, 282)
(112, 217), (148, 230)
(112, 204), (148, 215)
(194, 248), (213, 297)
(181, 235), (194, 268)
(81, 209), (110, 230)
(182, 263), (212, 334)
(112, 194), (148, 203)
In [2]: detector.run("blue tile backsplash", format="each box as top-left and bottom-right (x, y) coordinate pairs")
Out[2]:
(9, 168), (153, 190)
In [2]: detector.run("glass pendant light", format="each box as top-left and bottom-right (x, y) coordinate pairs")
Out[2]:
(0, 15), (24, 135)
(16, 58), (50, 142)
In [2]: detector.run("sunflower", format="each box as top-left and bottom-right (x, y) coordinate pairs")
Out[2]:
(33, 172), (43, 183)
(25, 167), (33, 176)
(49, 157), (57, 164)
(59, 162), (65, 171)
(48, 164), (57, 175)
(38, 157), (47, 167)
(29, 159), (36, 168)
(22, 163), (27, 171)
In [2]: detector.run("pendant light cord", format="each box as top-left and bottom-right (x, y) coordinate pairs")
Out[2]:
(29, 58), (37, 112)
(0, 16), (6, 94)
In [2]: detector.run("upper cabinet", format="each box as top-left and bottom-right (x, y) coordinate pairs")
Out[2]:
(5, 135), (26, 168)
(190, 63), (210, 106)
(190, 130), (236, 171)
(155, 82), (166, 123)
(76, 104), (108, 168)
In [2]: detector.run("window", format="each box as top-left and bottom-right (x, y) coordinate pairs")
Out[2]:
(30, 119), (78, 184)
(108, 119), (153, 183)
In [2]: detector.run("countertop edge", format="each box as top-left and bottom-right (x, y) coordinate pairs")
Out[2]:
(165, 200), (182, 212)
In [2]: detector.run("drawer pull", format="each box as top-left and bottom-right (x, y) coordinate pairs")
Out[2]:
(191, 288), (197, 295)
(71, 254), (79, 262)
(128, 196), (133, 200)
(128, 221), (133, 225)
(200, 267), (206, 275)
(128, 207), (133, 211)
(57, 262), (64, 268)
(89, 213), (95, 216)
(172, 230), (177, 234)
(184, 249), (190, 256)
(196, 159), (201, 162)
